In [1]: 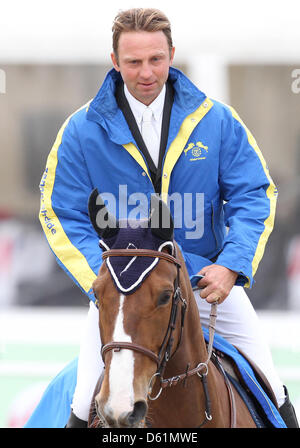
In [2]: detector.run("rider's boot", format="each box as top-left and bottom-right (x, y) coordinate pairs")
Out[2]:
(279, 386), (299, 428)
(65, 410), (88, 428)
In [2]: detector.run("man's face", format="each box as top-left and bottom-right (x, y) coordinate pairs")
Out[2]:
(111, 31), (175, 106)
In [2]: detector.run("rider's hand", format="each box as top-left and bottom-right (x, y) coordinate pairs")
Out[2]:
(196, 264), (238, 304)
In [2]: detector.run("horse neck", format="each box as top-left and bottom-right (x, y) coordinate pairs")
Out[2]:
(169, 244), (208, 370)
(176, 287), (208, 368)
(149, 261), (213, 428)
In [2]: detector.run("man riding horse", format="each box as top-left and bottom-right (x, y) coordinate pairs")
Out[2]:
(39, 8), (298, 427)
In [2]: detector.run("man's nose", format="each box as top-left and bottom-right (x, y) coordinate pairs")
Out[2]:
(139, 63), (152, 79)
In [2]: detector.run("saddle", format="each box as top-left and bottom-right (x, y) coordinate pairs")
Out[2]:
(211, 346), (278, 427)
(201, 327), (284, 428)
(216, 346), (278, 408)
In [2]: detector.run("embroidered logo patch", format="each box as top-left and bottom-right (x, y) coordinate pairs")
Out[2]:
(184, 141), (208, 161)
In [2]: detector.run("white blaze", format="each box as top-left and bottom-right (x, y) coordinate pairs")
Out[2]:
(105, 294), (135, 419)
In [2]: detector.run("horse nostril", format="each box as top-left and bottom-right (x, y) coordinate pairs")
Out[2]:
(119, 400), (148, 427)
(130, 400), (148, 425)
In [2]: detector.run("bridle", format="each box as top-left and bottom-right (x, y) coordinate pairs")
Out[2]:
(101, 247), (186, 373)
(100, 246), (218, 426)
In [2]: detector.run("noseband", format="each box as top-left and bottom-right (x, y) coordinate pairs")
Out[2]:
(101, 247), (187, 377)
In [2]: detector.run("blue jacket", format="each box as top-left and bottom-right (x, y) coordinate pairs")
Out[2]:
(39, 67), (277, 302)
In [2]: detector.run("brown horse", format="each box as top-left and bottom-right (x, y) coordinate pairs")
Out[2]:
(87, 190), (256, 428)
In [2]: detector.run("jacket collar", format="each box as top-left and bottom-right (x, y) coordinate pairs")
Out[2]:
(87, 67), (207, 145)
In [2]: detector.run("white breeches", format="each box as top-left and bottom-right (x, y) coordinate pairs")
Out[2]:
(71, 301), (102, 421)
(71, 286), (285, 420)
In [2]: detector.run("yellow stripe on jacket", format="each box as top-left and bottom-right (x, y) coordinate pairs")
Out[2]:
(228, 106), (277, 287)
(39, 102), (97, 294)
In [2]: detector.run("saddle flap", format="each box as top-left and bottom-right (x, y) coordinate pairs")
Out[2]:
(202, 327), (286, 428)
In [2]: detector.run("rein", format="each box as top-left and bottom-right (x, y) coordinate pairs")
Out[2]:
(100, 246), (218, 427)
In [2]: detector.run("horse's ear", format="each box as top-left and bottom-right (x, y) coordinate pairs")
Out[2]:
(88, 188), (119, 239)
(150, 194), (174, 241)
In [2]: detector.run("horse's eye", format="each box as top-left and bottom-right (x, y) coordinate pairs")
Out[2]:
(157, 291), (172, 307)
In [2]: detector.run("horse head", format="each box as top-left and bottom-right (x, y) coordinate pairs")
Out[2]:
(88, 189), (186, 428)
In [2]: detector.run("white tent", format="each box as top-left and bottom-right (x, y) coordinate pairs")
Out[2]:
(1, 0), (300, 101)
(1, 0), (300, 63)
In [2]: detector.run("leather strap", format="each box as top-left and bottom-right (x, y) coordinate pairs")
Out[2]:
(102, 248), (181, 268)
(102, 341), (160, 365)
(205, 302), (218, 364)
(213, 354), (237, 428)
(160, 363), (209, 389)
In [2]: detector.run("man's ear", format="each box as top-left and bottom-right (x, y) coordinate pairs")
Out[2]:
(170, 47), (175, 66)
(111, 52), (120, 72)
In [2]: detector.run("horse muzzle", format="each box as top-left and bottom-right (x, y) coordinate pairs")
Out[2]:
(96, 398), (148, 428)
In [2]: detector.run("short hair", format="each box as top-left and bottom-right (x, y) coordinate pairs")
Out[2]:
(112, 8), (173, 59)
